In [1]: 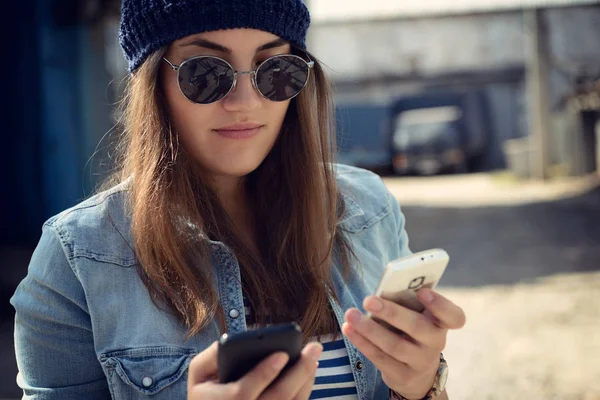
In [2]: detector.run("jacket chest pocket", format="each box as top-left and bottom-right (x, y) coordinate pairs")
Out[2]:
(100, 347), (195, 399)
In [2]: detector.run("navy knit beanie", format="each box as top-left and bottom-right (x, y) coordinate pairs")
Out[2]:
(119, 0), (311, 73)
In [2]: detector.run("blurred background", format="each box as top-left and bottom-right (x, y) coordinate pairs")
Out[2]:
(1, 0), (599, 398)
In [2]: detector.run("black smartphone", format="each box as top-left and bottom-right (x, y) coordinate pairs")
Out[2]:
(217, 322), (303, 383)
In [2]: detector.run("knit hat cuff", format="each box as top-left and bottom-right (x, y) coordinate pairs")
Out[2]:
(120, 1), (310, 73)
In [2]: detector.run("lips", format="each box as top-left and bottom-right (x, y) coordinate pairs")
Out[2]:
(214, 123), (263, 139)
(216, 123), (263, 131)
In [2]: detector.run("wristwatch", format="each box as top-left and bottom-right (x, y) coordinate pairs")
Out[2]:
(391, 353), (448, 400)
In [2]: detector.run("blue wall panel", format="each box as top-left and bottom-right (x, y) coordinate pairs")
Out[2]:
(37, 0), (85, 219)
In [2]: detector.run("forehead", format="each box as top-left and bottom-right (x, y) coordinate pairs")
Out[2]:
(172, 28), (291, 55)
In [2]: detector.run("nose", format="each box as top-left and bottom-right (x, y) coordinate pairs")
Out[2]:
(221, 72), (262, 112)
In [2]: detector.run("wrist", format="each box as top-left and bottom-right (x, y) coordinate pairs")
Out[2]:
(388, 366), (437, 399)
(390, 389), (447, 400)
(390, 387), (432, 400)
(390, 388), (432, 400)
(389, 353), (448, 400)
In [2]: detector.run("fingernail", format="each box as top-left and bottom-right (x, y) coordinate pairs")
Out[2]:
(419, 290), (435, 304)
(303, 343), (323, 361)
(346, 309), (363, 324)
(342, 322), (355, 335)
(364, 296), (383, 312)
(270, 353), (289, 371)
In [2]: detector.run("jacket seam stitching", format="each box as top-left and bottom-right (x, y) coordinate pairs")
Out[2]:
(53, 188), (129, 225)
(47, 223), (82, 281)
(339, 202), (391, 233)
(72, 251), (136, 267)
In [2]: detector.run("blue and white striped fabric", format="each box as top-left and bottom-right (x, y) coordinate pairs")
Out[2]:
(243, 297), (358, 399)
(310, 334), (359, 399)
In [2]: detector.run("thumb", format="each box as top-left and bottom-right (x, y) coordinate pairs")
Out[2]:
(188, 341), (219, 392)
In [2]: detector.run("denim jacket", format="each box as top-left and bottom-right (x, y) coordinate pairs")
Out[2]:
(11, 164), (412, 400)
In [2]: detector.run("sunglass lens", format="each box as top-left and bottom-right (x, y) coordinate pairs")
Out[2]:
(256, 56), (309, 102)
(178, 57), (234, 104)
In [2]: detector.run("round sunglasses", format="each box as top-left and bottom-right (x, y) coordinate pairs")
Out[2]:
(163, 54), (315, 104)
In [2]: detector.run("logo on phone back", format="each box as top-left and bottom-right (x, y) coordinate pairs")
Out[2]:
(408, 276), (426, 289)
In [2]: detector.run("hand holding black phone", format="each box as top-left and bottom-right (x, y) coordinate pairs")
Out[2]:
(217, 322), (304, 383)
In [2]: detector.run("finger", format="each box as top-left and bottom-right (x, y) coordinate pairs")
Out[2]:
(417, 289), (467, 330)
(342, 322), (411, 380)
(292, 358), (318, 400)
(343, 308), (435, 371)
(188, 380), (237, 400)
(261, 342), (322, 400)
(232, 352), (290, 399)
(362, 297), (445, 350)
(188, 341), (219, 392)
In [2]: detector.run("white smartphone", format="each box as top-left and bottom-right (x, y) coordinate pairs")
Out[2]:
(368, 248), (449, 319)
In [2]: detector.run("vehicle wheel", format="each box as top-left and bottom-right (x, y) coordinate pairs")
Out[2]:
(452, 161), (469, 174)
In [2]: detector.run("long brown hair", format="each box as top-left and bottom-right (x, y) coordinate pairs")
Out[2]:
(105, 45), (354, 340)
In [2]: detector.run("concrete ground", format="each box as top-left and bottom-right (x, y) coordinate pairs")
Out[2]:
(388, 172), (600, 400)
(440, 274), (600, 400)
(383, 171), (600, 208)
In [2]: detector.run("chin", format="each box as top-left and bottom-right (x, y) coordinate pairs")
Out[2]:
(210, 160), (265, 178)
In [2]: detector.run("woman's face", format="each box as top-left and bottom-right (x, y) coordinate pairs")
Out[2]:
(162, 29), (292, 179)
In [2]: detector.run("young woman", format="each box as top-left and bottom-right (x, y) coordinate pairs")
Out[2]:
(11, 1), (466, 399)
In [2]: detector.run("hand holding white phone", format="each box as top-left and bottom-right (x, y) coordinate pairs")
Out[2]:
(368, 249), (449, 319)
(344, 248), (459, 400)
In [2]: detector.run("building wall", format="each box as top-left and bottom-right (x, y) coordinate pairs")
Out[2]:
(3, 1), (117, 244)
(3, 0), (43, 244)
(546, 6), (600, 108)
(310, 11), (525, 81)
(309, 5), (600, 174)
(310, 5), (600, 102)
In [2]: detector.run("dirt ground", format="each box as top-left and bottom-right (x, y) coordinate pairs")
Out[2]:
(387, 173), (600, 400)
(440, 273), (600, 400)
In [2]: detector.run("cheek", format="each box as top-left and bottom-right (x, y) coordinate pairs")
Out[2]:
(268, 101), (292, 127)
(163, 76), (214, 136)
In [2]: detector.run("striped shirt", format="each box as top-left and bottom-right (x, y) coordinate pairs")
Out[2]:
(244, 298), (359, 399)
(311, 334), (359, 399)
